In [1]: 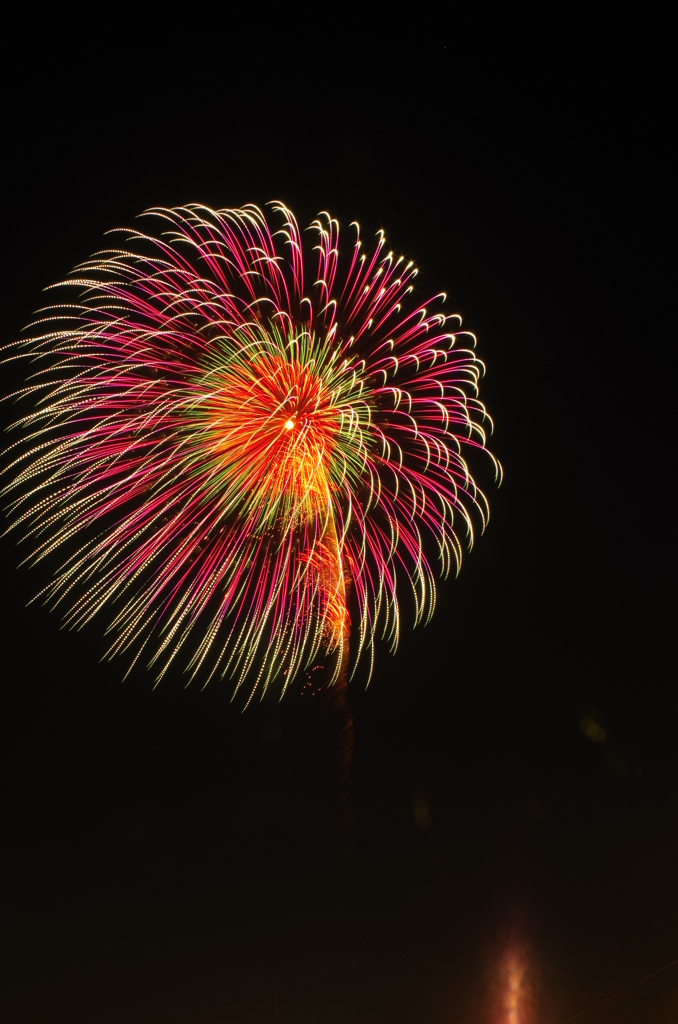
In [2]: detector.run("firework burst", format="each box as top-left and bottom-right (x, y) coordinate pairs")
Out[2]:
(1, 203), (500, 702)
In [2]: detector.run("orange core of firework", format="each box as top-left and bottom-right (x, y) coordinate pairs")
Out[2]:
(205, 352), (348, 649)
(207, 354), (339, 514)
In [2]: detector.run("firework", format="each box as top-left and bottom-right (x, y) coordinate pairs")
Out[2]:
(1, 203), (500, 702)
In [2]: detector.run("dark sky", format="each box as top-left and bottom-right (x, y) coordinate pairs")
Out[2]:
(1, 16), (674, 1024)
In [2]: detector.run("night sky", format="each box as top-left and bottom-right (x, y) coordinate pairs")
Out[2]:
(1, 17), (674, 1024)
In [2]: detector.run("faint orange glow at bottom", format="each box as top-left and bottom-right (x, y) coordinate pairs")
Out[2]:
(504, 955), (524, 1024)
(495, 947), (532, 1024)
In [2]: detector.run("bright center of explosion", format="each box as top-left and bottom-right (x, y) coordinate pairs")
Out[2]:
(204, 341), (349, 648)
(206, 347), (340, 523)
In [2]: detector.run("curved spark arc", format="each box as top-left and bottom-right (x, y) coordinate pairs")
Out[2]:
(1, 203), (500, 698)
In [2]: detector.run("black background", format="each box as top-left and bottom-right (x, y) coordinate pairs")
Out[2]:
(0, 11), (674, 1023)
